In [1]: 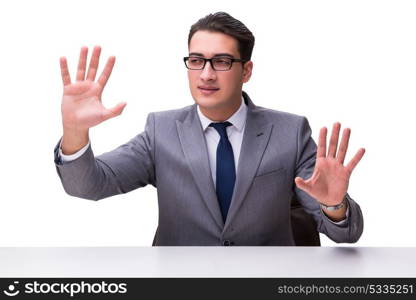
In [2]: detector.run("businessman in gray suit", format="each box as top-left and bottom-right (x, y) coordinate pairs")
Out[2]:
(55, 12), (365, 246)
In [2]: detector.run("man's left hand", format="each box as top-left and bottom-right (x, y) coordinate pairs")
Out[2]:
(295, 122), (365, 216)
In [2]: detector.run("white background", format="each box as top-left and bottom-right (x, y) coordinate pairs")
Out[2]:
(0, 0), (414, 246)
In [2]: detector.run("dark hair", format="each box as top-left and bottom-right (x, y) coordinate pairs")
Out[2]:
(188, 12), (255, 61)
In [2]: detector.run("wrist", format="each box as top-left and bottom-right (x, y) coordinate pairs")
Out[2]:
(319, 198), (346, 211)
(61, 128), (89, 155)
(320, 198), (348, 222)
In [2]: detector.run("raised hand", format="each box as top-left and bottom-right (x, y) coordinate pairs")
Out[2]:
(60, 46), (126, 131)
(294, 122), (365, 218)
(60, 46), (126, 154)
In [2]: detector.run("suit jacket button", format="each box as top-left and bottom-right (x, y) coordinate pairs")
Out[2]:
(223, 240), (231, 246)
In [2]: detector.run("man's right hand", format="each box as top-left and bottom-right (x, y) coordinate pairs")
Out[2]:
(59, 46), (126, 155)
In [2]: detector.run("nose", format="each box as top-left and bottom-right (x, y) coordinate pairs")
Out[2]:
(199, 60), (217, 82)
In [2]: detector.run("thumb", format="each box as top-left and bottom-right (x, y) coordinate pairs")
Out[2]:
(102, 102), (127, 121)
(294, 176), (310, 193)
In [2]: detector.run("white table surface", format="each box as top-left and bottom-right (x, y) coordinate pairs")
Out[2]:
(0, 247), (415, 278)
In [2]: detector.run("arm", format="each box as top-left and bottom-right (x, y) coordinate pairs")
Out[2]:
(55, 46), (155, 200)
(294, 118), (365, 243)
(60, 46), (126, 155)
(55, 113), (156, 200)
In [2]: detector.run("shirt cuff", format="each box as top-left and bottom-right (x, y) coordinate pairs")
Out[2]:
(59, 140), (90, 162)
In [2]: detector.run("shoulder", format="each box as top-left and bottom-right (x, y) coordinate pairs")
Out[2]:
(253, 104), (309, 129)
(244, 91), (308, 127)
(146, 104), (195, 123)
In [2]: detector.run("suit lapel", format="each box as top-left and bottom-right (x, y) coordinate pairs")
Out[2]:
(176, 106), (224, 230)
(224, 93), (273, 231)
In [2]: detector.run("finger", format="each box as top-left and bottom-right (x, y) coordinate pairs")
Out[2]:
(317, 127), (327, 158)
(97, 56), (116, 88)
(60, 57), (71, 86)
(294, 177), (311, 193)
(346, 148), (366, 173)
(327, 122), (341, 158)
(76, 47), (88, 81)
(336, 128), (351, 164)
(86, 45), (102, 81)
(102, 102), (127, 122)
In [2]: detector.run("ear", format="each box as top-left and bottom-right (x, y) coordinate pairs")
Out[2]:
(242, 60), (253, 83)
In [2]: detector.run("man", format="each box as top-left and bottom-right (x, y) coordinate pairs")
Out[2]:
(55, 12), (365, 246)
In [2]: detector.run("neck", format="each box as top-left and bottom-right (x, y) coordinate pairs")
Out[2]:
(199, 97), (242, 122)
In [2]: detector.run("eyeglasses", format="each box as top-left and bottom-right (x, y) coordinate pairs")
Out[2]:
(183, 56), (246, 71)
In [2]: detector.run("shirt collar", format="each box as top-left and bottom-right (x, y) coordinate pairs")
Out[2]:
(197, 96), (247, 132)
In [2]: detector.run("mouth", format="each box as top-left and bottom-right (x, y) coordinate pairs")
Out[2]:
(198, 86), (220, 95)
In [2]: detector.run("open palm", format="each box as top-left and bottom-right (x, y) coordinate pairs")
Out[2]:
(60, 46), (126, 131)
(295, 123), (365, 206)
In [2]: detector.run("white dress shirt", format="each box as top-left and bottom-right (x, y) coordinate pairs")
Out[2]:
(197, 97), (247, 188)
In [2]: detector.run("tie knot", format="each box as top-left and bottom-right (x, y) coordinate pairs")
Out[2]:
(209, 122), (232, 139)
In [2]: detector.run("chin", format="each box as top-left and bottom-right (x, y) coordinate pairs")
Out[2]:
(194, 96), (225, 110)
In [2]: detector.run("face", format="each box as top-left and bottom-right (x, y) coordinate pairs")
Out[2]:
(187, 30), (253, 118)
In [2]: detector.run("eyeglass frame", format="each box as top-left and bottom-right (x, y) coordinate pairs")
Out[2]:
(183, 56), (247, 71)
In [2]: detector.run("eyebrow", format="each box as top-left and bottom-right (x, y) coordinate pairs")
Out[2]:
(188, 52), (235, 58)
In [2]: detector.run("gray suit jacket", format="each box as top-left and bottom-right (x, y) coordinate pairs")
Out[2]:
(54, 92), (363, 246)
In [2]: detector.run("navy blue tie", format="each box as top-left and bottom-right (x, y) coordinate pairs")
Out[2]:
(209, 122), (236, 222)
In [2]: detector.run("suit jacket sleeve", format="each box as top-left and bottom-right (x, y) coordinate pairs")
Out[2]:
(294, 117), (364, 243)
(54, 113), (156, 200)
